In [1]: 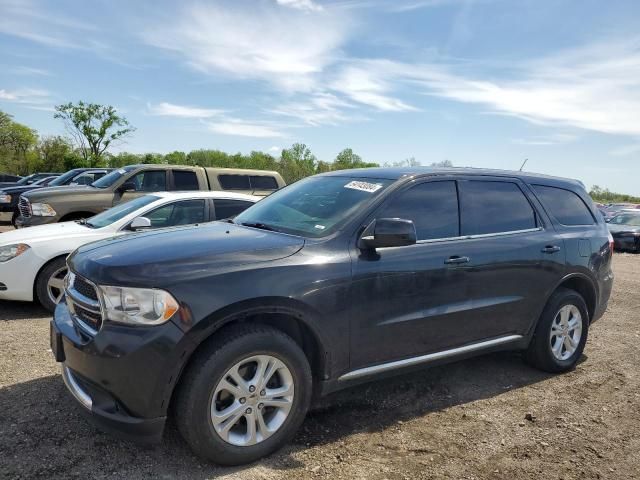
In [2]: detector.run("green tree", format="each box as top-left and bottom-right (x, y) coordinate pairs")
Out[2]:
(0, 111), (38, 175)
(280, 143), (317, 183)
(38, 136), (74, 171)
(333, 148), (377, 170)
(54, 101), (135, 166)
(164, 151), (187, 164)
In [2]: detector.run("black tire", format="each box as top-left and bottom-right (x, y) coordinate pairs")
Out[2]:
(35, 257), (68, 312)
(525, 287), (589, 373)
(174, 324), (312, 465)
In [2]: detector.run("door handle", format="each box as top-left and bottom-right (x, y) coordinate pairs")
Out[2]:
(444, 255), (470, 265)
(541, 245), (561, 254)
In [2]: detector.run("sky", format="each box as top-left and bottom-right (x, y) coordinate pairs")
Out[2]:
(1, 0), (639, 195)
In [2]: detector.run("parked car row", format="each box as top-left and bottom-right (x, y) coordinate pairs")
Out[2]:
(34, 167), (611, 465)
(0, 172), (61, 188)
(0, 168), (111, 226)
(13, 165), (285, 227)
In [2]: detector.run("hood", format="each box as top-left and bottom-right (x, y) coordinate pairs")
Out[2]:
(0, 184), (43, 195)
(608, 223), (640, 235)
(23, 185), (94, 201)
(69, 222), (305, 287)
(0, 221), (97, 246)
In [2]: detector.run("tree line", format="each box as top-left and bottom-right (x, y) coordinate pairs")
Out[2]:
(0, 103), (401, 184)
(589, 185), (640, 204)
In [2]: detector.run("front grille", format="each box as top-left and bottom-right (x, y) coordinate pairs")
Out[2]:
(18, 197), (31, 218)
(74, 276), (99, 301)
(65, 271), (103, 334)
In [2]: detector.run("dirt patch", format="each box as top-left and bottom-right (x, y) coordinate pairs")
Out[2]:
(1, 254), (639, 479)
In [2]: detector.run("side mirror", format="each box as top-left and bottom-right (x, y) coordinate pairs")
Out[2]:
(358, 218), (417, 250)
(118, 181), (136, 193)
(605, 218), (611, 223)
(130, 216), (151, 231)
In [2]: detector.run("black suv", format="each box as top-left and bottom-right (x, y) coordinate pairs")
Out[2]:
(51, 168), (614, 465)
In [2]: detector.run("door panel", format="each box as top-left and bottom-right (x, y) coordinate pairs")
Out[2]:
(350, 241), (473, 369)
(349, 179), (474, 369)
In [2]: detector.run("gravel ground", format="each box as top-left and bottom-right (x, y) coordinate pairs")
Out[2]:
(1, 220), (639, 479)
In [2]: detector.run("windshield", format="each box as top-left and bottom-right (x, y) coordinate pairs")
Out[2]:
(92, 166), (137, 188)
(15, 175), (35, 186)
(86, 195), (160, 228)
(610, 214), (640, 226)
(234, 176), (394, 238)
(49, 169), (81, 186)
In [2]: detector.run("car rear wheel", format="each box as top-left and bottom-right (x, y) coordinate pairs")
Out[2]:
(174, 325), (312, 465)
(35, 257), (68, 312)
(525, 287), (589, 373)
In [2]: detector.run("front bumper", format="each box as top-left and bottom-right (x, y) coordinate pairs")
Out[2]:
(0, 211), (12, 222)
(0, 250), (42, 301)
(52, 300), (189, 443)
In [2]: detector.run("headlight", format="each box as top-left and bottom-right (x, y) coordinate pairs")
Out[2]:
(0, 244), (30, 262)
(98, 285), (179, 326)
(0, 194), (11, 203)
(31, 203), (57, 217)
(31, 203), (56, 217)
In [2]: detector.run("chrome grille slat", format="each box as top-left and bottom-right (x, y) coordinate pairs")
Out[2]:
(18, 197), (31, 218)
(65, 270), (103, 334)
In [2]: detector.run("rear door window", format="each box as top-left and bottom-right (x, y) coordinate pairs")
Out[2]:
(219, 175), (251, 190)
(460, 181), (537, 236)
(144, 200), (206, 227)
(172, 170), (200, 191)
(532, 185), (595, 226)
(214, 199), (254, 219)
(377, 180), (459, 240)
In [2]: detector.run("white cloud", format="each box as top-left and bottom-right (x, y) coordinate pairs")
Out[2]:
(269, 146), (281, 152)
(409, 39), (640, 136)
(275, 0), (323, 12)
(148, 102), (225, 118)
(610, 143), (640, 157)
(0, 87), (50, 104)
(511, 133), (578, 146)
(271, 92), (361, 125)
(143, 2), (349, 92)
(10, 66), (51, 76)
(206, 119), (287, 138)
(330, 62), (418, 111)
(0, 0), (96, 49)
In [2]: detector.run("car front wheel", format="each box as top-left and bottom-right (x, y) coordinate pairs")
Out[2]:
(174, 325), (312, 465)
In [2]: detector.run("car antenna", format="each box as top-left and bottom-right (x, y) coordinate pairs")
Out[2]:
(519, 158), (528, 171)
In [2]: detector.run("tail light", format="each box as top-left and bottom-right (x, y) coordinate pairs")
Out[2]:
(608, 231), (614, 253)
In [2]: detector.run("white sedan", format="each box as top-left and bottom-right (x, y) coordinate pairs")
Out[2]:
(0, 191), (258, 311)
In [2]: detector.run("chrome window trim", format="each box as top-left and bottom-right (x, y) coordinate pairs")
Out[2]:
(338, 334), (523, 381)
(408, 227), (543, 246)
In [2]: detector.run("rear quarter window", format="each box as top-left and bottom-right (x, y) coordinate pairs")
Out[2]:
(532, 184), (595, 226)
(219, 175), (251, 190)
(250, 175), (278, 190)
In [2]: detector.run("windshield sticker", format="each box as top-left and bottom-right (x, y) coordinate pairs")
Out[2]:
(344, 181), (383, 193)
(117, 169), (126, 174)
(314, 224), (326, 230)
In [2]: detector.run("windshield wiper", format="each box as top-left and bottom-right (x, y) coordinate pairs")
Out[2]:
(76, 218), (96, 229)
(239, 221), (279, 232)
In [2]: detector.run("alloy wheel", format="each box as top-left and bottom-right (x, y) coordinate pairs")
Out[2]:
(549, 304), (583, 361)
(210, 354), (294, 447)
